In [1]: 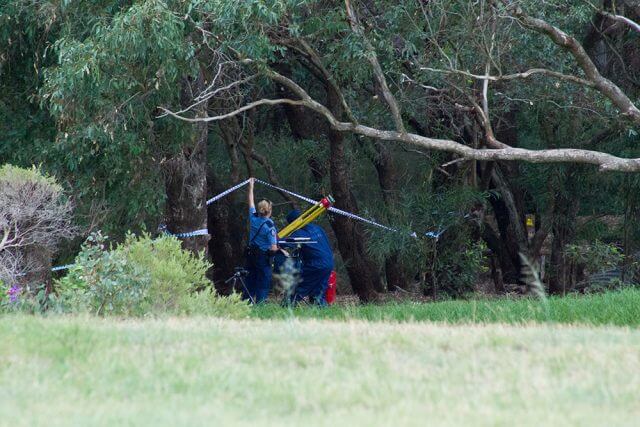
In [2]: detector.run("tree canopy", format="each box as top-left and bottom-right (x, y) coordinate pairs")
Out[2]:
(2, 0), (640, 300)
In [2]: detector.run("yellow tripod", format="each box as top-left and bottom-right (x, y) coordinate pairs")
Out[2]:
(278, 196), (334, 238)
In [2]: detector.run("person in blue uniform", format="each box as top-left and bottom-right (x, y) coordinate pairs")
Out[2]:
(285, 209), (334, 306)
(245, 178), (281, 303)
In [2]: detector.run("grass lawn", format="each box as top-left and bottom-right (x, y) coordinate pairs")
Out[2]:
(1, 315), (639, 426)
(253, 289), (640, 326)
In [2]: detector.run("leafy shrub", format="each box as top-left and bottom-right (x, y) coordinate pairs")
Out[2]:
(368, 184), (487, 298)
(565, 240), (624, 274)
(0, 164), (74, 287)
(55, 232), (249, 317)
(1, 280), (53, 314)
(55, 233), (150, 315)
(118, 233), (210, 312)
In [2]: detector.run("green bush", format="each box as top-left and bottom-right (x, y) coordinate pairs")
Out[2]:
(119, 233), (210, 312)
(55, 233), (150, 316)
(565, 240), (624, 274)
(368, 184), (487, 298)
(54, 232), (249, 318)
(1, 281), (53, 314)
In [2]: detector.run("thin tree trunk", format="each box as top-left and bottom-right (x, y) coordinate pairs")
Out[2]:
(372, 141), (407, 291)
(548, 180), (580, 295)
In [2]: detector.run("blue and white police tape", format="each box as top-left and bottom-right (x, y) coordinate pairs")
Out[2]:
(255, 179), (439, 237)
(181, 179), (465, 241)
(157, 223), (209, 239)
(206, 179), (251, 205)
(51, 263), (76, 272)
(255, 179), (399, 231)
(171, 228), (210, 238)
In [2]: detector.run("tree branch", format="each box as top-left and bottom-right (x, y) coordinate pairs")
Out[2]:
(599, 10), (640, 34)
(158, 98), (307, 122)
(162, 67), (640, 173)
(345, 0), (406, 133)
(421, 67), (595, 87)
(511, 6), (640, 123)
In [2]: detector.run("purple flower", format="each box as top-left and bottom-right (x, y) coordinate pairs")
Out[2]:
(7, 285), (21, 303)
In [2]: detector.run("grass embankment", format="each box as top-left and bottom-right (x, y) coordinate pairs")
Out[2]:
(252, 289), (640, 326)
(1, 316), (639, 426)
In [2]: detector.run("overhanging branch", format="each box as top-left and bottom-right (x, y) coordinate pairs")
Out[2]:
(162, 68), (640, 173)
(510, 6), (640, 123)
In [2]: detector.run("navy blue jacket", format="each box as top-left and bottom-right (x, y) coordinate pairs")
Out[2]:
(290, 224), (334, 271)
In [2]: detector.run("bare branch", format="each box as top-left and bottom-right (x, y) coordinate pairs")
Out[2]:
(157, 75), (258, 119)
(345, 0), (406, 133)
(421, 67), (595, 87)
(163, 67), (640, 173)
(159, 98), (307, 122)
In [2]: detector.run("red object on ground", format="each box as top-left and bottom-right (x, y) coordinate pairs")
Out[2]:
(326, 271), (337, 304)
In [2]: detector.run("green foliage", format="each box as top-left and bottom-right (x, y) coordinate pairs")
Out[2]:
(0, 164), (61, 191)
(565, 240), (624, 275)
(0, 282), (55, 315)
(175, 288), (249, 318)
(369, 183), (487, 297)
(55, 233), (151, 316)
(118, 233), (210, 312)
(54, 232), (248, 317)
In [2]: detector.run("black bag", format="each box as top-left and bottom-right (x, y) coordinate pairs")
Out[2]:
(244, 221), (268, 259)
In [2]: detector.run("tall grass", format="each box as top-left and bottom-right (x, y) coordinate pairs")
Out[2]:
(251, 289), (640, 326)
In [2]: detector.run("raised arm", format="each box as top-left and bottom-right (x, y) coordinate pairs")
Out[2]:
(247, 177), (255, 210)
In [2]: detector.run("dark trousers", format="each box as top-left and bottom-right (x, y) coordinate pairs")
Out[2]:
(245, 251), (272, 304)
(290, 267), (332, 306)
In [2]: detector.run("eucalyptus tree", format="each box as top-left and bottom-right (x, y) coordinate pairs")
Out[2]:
(162, 0), (640, 295)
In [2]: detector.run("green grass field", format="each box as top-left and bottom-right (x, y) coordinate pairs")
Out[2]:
(253, 288), (640, 326)
(1, 291), (639, 426)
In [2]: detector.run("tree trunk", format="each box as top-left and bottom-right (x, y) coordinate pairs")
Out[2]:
(372, 141), (407, 291)
(283, 87), (381, 302)
(207, 171), (247, 294)
(325, 88), (381, 302)
(164, 74), (209, 256)
(548, 180), (580, 295)
(486, 165), (530, 283)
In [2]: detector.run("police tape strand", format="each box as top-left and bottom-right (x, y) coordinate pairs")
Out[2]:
(256, 179), (409, 235)
(206, 179), (251, 205)
(49, 179), (454, 272)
